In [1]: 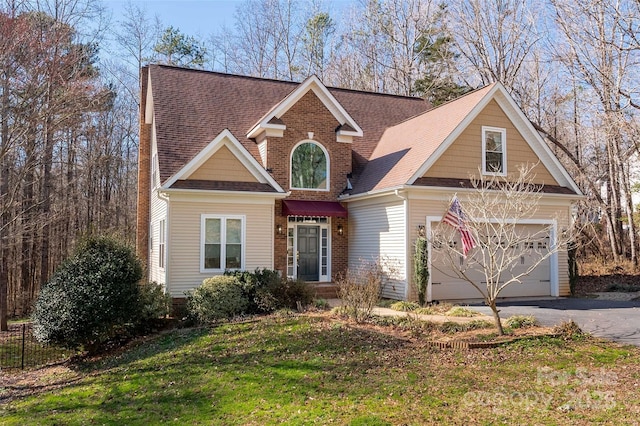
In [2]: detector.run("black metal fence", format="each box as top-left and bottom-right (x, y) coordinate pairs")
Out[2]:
(0, 323), (72, 370)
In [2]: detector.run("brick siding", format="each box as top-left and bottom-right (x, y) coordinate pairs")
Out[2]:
(269, 90), (350, 281)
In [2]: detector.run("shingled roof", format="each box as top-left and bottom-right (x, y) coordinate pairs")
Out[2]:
(350, 85), (495, 194)
(146, 65), (429, 184)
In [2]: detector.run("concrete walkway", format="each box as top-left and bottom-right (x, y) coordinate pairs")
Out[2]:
(329, 296), (640, 346)
(327, 299), (492, 324)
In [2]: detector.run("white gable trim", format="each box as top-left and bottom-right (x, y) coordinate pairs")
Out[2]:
(162, 129), (285, 192)
(247, 75), (363, 140)
(407, 83), (582, 196)
(144, 71), (154, 125)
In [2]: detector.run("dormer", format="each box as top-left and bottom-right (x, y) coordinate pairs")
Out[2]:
(247, 75), (363, 144)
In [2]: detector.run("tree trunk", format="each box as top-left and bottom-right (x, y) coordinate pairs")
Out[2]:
(488, 299), (504, 335)
(0, 70), (9, 330)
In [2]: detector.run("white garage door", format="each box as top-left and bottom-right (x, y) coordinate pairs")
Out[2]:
(430, 223), (551, 301)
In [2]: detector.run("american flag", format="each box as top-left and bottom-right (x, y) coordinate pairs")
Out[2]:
(442, 196), (476, 256)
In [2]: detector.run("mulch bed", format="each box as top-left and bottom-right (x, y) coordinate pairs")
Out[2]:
(575, 274), (640, 295)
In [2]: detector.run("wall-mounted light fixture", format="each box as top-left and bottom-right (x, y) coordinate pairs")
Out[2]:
(337, 224), (344, 236)
(417, 224), (426, 237)
(277, 224), (283, 235)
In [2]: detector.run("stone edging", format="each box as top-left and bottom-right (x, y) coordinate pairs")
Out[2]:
(426, 333), (559, 349)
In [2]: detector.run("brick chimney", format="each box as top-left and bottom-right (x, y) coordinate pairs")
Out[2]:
(136, 66), (151, 272)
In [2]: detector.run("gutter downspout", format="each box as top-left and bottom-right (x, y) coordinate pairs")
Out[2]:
(394, 189), (410, 301)
(157, 190), (170, 296)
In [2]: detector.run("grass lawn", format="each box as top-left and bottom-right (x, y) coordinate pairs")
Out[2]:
(1, 313), (639, 425)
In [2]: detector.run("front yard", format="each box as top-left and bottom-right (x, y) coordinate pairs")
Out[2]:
(1, 313), (639, 425)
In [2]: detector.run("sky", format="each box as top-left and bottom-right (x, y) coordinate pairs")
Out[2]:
(104, 0), (354, 38)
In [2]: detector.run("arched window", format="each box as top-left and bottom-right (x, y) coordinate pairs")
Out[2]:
(290, 141), (329, 190)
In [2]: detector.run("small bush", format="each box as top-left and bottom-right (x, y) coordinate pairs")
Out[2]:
(553, 320), (584, 340)
(414, 307), (436, 315)
(438, 320), (493, 334)
(313, 299), (331, 310)
(337, 260), (384, 323)
(136, 282), (172, 330)
(32, 236), (143, 351)
(186, 276), (248, 324)
(445, 306), (480, 317)
(225, 269), (282, 313)
(225, 269), (312, 312)
(377, 299), (395, 308)
(390, 301), (419, 312)
(505, 315), (538, 329)
(270, 278), (313, 310)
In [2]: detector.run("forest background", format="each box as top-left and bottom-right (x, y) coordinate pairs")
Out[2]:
(1, 0), (639, 327)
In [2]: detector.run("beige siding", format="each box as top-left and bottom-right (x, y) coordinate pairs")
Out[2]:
(167, 198), (274, 297)
(348, 195), (407, 300)
(406, 191), (571, 301)
(424, 100), (559, 186)
(149, 190), (167, 285)
(188, 145), (258, 182)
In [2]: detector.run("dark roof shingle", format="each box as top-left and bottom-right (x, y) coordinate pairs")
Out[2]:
(148, 65), (429, 184)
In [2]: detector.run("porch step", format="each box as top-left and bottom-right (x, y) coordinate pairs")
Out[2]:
(309, 282), (339, 299)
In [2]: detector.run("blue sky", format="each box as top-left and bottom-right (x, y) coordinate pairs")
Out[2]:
(105, 0), (354, 38)
(105, 0), (241, 36)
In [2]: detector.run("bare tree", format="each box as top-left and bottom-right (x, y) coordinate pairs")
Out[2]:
(430, 165), (577, 335)
(450, 0), (540, 88)
(330, 0), (447, 95)
(552, 0), (640, 264)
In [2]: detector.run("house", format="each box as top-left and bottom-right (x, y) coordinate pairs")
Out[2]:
(136, 65), (582, 304)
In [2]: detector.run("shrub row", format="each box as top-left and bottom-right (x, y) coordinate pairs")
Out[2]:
(185, 269), (312, 324)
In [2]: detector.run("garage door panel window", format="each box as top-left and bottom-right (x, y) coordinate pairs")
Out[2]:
(201, 215), (244, 272)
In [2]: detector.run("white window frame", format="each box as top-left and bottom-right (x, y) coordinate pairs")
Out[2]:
(289, 140), (330, 192)
(482, 126), (507, 176)
(158, 219), (166, 269)
(286, 217), (331, 282)
(200, 214), (246, 273)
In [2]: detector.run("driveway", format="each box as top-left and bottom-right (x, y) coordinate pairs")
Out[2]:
(470, 298), (640, 346)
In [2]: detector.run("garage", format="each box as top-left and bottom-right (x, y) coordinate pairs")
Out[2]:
(429, 223), (553, 301)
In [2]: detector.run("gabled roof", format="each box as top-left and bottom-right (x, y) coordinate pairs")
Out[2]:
(247, 75), (363, 140)
(145, 65), (429, 184)
(162, 129), (285, 193)
(349, 83), (582, 196)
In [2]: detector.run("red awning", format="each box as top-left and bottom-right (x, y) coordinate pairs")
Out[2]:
(282, 200), (348, 218)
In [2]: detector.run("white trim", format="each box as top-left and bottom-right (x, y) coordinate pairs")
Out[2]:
(408, 85), (500, 184)
(161, 188), (289, 201)
(492, 90), (582, 196)
(407, 83), (582, 196)
(246, 75), (363, 140)
(286, 219), (332, 282)
(341, 184), (583, 204)
(482, 126), (507, 176)
(158, 218), (166, 270)
(200, 214), (246, 274)
(144, 71), (154, 124)
(425, 216), (558, 302)
(162, 129), (285, 193)
(289, 140), (330, 192)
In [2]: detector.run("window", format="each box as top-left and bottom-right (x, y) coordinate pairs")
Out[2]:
(482, 126), (506, 175)
(290, 141), (329, 190)
(159, 219), (166, 269)
(201, 215), (244, 271)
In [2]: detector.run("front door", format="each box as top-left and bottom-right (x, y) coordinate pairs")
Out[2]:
(297, 226), (319, 281)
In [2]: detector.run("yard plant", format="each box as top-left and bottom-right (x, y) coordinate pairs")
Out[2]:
(31, 236), (144, 351)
